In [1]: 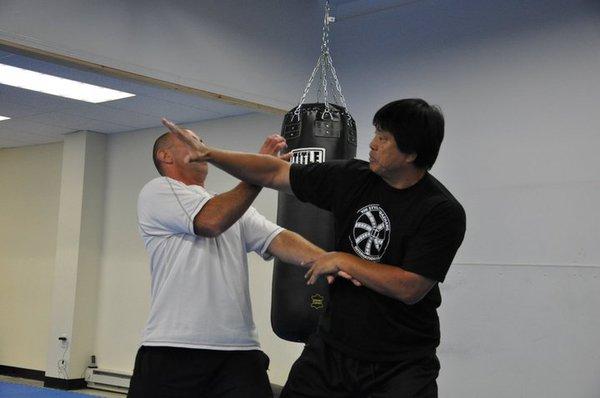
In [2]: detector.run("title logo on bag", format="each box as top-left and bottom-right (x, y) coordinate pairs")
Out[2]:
(349, 204), (391, 261)
(290, 148), (326, 165)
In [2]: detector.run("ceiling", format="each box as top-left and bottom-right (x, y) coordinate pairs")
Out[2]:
(330, 0), (423, 19)
(0, 47), (254, 149)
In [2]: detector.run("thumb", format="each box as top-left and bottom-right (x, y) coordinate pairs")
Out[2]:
(279, 152), (292, 161)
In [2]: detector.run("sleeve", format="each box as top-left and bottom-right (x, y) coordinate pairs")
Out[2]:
(137, 178), (211, 237)
(289, 160), (352, 212)
(401, 201), (466, 282)
(239, 207), (284, 260)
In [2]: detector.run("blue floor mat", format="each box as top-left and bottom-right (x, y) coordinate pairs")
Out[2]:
(0, 382), (100, 397)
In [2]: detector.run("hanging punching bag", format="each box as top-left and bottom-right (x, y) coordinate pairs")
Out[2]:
(271, 103), (357, 342)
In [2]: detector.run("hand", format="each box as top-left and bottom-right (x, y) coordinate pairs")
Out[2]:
(161, 118), (210, 162)
(259, 133), (292, 161)
(328, 271), (362, 287)
(305, 252), (361, 286)
(259, 134), (287, 157)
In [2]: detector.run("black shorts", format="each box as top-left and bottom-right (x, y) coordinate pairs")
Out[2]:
(127, 345), (273, 398)
(281, 334), (440, 398)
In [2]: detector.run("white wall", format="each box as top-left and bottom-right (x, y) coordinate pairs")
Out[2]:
(94, 112), (303, 384)
(0, 143), (62, 370)
(328, 0), (600, 396)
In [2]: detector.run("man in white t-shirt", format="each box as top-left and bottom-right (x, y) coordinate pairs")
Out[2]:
(128, 128), (334, 398)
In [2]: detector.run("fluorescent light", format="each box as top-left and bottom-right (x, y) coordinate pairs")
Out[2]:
(0, 64), (135, 103)
(0, 115), (10, 122)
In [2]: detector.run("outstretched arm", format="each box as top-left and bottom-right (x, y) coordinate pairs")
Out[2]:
(193, 134), (287, 237)
(267, 230), (324, 266)
(303, 252), (435, 304)
(162, 118), (293, 194)
(267, 231), (362, 286)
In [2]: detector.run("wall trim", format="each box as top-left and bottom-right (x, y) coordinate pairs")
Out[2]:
(43, 377), (87, 390)
(0, 365), (45, 381)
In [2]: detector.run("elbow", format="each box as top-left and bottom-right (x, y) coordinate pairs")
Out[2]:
(194, 219), (224, 237)
(403, 297), (422, 306)
(396, 290), (423, 306)
(264, 172), (280, 190)
(265, 162), (289, 190)
(204, 227), (223, 238)
(393, 273), (435, 305)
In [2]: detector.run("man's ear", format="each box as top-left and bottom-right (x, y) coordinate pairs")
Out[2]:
(157, 148), (173, 166)
(406, 152), (418, 164)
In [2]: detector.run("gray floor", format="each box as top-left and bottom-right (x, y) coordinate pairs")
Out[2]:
(0, 375), (126, 397)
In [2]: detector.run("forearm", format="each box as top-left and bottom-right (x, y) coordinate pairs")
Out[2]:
(207, 147), (291, 193)
(267, 230), (325, 266)
(337, 254), (434, 304)
(194, 182), (261, 236)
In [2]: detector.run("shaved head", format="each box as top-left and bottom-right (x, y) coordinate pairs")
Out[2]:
(151, 128), (208, 185)
(152, 132), (173, 176)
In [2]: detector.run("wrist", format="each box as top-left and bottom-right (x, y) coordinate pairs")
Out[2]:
(337, 252), (353, 273)
(204, 146), (216, 162)
(237, 180), (262, 193)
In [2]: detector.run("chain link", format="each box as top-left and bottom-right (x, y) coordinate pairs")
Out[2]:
(326, 52), (348, 110)
(320, 1), (331, 111)
(294, 57), (322, 120)
(293, 0), (349, 118)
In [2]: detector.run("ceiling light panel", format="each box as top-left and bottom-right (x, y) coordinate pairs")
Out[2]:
(0, 64), (135, 103)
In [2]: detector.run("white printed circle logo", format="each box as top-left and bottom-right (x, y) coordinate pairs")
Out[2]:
(350, 204), (391, 261)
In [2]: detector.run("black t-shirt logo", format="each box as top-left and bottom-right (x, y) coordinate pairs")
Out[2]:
(349, 204), (391, 261)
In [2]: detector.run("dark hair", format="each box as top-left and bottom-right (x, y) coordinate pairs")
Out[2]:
(372, 98), (444, 170)
(152, 132), (172, 176)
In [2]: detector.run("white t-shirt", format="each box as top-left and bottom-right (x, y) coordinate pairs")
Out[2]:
(137, 177), (283, 350)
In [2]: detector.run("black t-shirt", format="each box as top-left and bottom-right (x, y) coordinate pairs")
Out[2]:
(290, 159), (466, 361)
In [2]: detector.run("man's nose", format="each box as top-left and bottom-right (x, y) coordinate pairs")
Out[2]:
(369, 139), (377, 150)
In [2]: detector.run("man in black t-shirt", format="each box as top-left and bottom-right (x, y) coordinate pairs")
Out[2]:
(161, 98), (466, 398)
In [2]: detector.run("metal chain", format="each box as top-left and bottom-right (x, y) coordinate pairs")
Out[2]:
(293, 57), (322, 120)
(319, 1), (331, 111)
(326, 52), (348, 110)
(320, 55), (329, 111)
(316, 67), (323, 105)
(293, 0), (349, 119)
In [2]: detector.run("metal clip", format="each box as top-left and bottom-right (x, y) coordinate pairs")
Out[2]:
(321, 109), (333, 120)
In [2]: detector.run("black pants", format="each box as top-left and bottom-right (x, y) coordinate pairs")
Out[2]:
(128, 346), (273, 398)
(281, 335), (439, 398)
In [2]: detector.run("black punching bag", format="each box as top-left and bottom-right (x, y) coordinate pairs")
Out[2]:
(271, 103), (357, 342)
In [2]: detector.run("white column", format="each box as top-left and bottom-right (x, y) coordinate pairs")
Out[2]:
(45, 131), (106, 384)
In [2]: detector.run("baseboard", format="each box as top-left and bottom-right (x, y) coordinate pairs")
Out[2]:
(0, 364), (45, 381)
(43, 376), (87, 390)
(1, 364), (279, 394)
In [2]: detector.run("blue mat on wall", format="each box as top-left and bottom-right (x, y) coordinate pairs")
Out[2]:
(0, 382), (100, 397)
